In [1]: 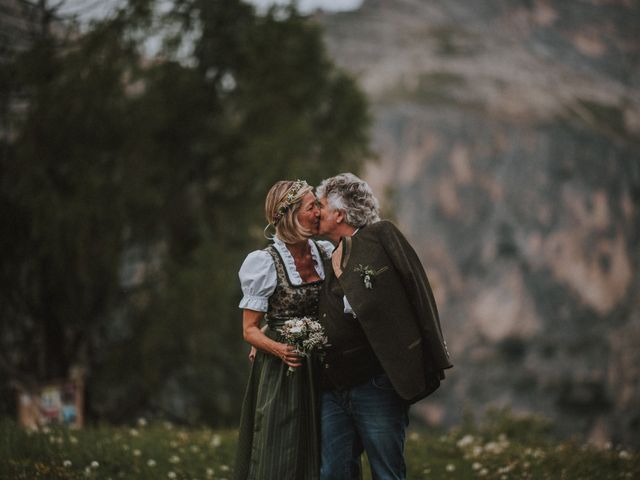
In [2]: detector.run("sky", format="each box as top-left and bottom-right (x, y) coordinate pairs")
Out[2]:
(58, 0), (363, 21)
(55, 0), (364, 60)
(248, 0), (363, 13)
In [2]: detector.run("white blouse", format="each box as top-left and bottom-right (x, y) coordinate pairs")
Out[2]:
(238, 237), (335, 312)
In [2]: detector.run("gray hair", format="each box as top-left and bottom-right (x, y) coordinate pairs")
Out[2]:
(316, 173), (380, 228)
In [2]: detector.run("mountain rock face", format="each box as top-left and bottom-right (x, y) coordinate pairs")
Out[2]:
(318, 0), (640, 446)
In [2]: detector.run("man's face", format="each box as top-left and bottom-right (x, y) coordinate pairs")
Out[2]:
(318, 196), (341, 240)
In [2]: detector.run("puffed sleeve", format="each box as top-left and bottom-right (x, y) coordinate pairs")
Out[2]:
(238, 250), (277, 312)
(316, 240), (335, 259)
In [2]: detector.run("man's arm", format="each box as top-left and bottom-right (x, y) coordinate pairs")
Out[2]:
(378, 221), (451, 368)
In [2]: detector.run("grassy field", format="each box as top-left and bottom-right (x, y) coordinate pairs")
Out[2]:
(2, 409), (638, 479)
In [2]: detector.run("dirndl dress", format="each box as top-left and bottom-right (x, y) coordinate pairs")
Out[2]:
(233, 244), (323, 480)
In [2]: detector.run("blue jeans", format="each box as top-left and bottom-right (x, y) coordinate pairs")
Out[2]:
(320, 374), (409, 480)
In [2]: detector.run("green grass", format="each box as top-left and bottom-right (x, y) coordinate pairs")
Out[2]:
(2, 409), (638, 479)
(1, 420), (236, 480)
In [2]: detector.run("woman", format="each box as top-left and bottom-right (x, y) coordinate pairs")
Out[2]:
(233, 180), (334, 480)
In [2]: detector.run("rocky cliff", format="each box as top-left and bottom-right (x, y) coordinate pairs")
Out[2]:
(318, 0), (640, 446)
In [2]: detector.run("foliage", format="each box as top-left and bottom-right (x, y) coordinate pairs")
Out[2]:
(1, 418), (236, 479)
(402, 408), (639, 479)
(1, 410), (639, 479)
(0, 0), (369, 425)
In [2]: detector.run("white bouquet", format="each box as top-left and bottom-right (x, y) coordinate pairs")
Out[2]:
(278, 317), (329, 375)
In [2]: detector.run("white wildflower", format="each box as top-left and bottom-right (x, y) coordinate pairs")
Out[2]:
(91, 461), (99, 469)
(456, 434), (474, 448)
(167, 472), (176, 479)
(137, 417), (147, 427)
(147, 459), (157, 467)
(484, 441), (506, 454)
(619, 450), (631, 460)
(472, 462), (482, 471)
(169, 454), (181, 464)
(133, 449), (141, 457)
(129, 428), (139, 437)
(210, 434), (222, 447)
(220, 464), (230, 471)
(63, 460), (72, 467)
(446, 464), (455, 472)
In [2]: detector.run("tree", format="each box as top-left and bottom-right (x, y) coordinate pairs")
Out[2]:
(0, 0), (370, 424)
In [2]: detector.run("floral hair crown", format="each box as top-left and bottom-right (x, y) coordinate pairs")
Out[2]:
(273, 179), (309, 225)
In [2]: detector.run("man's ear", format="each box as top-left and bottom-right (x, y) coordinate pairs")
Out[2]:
(335, 209), (345, 224)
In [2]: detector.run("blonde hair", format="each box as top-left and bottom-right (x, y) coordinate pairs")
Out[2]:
(265, 180), (314, 244)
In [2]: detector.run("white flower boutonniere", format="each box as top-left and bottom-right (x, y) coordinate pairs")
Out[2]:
(354, 264), (389, 290)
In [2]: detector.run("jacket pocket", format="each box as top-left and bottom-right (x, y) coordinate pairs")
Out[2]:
(343, 345), (366, 356)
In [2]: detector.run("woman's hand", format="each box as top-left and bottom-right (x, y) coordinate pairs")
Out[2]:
(275, 343), (303, 368)
(242, 310), (302, 368)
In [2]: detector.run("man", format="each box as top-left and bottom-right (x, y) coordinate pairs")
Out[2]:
(316, 173), (452, 480)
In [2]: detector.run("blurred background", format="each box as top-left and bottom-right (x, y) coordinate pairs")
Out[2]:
(1, 0), (639, 448)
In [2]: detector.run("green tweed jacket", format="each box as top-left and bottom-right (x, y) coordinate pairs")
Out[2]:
(327, 220), (452, 403)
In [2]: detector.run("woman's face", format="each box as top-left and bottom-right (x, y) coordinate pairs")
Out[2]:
(296, 192), (321, 236)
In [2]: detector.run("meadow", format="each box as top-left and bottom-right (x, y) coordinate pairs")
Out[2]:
(2, 409), (638, 479)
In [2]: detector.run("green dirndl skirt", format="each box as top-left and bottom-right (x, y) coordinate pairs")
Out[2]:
(233, 327), (320, 480)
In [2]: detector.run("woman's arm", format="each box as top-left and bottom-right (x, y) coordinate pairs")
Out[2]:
(243, 309), (302, 368)
(248, 325), (268, 362)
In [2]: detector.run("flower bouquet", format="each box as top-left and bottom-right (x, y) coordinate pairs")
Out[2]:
(278, 317), (329, 375)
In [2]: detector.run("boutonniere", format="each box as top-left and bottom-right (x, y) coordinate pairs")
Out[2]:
(354, 264), (389, 289)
